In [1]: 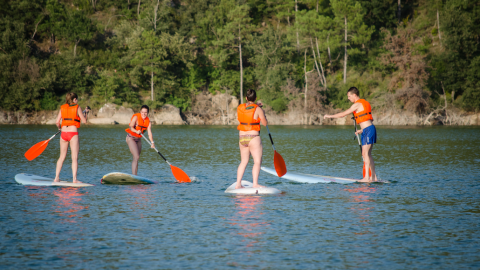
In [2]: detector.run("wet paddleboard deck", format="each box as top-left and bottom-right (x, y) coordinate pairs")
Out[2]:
(261, 167), (390, 184)
(15, 173), (94, 187)
(101, 172), (157, 185)
(225, 180), (281, 195)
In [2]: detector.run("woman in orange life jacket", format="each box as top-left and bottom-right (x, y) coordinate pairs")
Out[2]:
(53, 93), (87, 183)
(323, 87), (377, 182)
(236, 89), (268, 189)
(125, 105), (155, 175)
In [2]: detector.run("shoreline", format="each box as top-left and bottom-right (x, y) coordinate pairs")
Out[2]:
(1, 106), (479, 126)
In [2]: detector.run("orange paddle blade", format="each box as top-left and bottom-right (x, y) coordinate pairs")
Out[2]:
(273, 150), (287, 177)
(170, 165), (191, 183)
(24, 140), (50, 161)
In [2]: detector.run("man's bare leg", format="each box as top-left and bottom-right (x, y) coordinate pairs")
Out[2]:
(368, 144), (377, 181)
(358, 144), (374, 182)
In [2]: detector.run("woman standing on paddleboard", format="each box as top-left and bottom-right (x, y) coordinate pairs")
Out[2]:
(54, 93), (87, 183)
(236, 89), (268, 189)
(125, 105), (155, 175)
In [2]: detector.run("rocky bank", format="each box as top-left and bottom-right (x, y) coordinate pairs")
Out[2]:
(1, 93), (479, 126)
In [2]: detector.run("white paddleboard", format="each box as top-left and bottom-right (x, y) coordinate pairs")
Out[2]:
(261, 167), (390, 184)
(225, 180), (281, 195)
(101, 172), (157, 185)
(15, 173), (94, 187)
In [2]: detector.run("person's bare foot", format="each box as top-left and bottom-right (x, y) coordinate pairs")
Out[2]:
(72, 180), (83, 184)
(235, 184), (244, 189)
(252, 184), (265, 188)
(53, 178), (60, 183)
(357, 178), (372, 183)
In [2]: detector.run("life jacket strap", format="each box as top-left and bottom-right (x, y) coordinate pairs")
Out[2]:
(63, 118), (80, 122)
(354, 112), (371, 119)
(240, 122), (260, 125)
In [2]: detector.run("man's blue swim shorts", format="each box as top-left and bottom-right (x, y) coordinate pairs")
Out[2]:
(361, 125), (377, 145)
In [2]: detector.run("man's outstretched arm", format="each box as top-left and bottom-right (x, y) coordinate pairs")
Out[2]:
(324, 103), (359, 119)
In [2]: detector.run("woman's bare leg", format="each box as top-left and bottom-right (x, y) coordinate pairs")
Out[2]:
(54, 138), (69, 182)
(248, 136), (264, 188)
(127, 137), (141, 175)
(69, 135), (81, 183)
(236, 142), (251, 189)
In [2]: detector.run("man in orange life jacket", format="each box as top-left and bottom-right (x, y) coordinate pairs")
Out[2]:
(324, 87), (377, 182)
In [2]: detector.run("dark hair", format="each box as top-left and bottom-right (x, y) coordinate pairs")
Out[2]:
(246, 89), (256, 102)
(347, 87), (360, 97)
(65, 93), (78, 105)
(140, 105), (150, 113)
(86, 106), (91, 110)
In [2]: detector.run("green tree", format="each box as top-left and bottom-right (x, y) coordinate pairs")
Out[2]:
(249, 26), (296, 110)
(213, 1), (253, 103)
(331, 0), (374, 83)
(63, 10), (96, 57)
(130, 30), (167, 101)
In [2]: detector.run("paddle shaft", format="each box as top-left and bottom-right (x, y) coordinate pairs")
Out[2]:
(352, 115), (362, 156)
(50, 130), (62, 141)
(266, 126), (276, 151)
(141, 133), (171, 166)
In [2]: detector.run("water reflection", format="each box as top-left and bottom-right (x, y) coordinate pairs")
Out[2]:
(228, 196), (269, 256)
(124, 185), (153, 218)
(344, 186), (377, 235)
(53, 188), (88, 223)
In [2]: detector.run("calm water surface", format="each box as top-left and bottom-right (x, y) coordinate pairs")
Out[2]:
(1, 125), (479, 269)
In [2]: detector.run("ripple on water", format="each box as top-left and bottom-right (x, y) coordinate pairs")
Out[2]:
(0, 125), (479, 269)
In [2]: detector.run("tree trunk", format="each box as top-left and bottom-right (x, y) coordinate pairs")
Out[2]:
(398, 0), (401, 24)
(151, 64), (154, 101)
(327, 34), (332, 69)
(343, 16), (347, 84)
(32, 16), (43, 41)
(304, 49), (308, 122)
(295, 0), (299, 53)
(74, 39), (80, 58)
(441, 81), (448, 124)
(315, 37), (327, 88)
(239, 27), (244, 104)
(437, 9), (442, 47)
(128, 0), (130, 10)
(138, 0), (141, 17)
(310, 38), (325, 86)
(154, 0), (159, 31)
(316, 0), (319, 12)
(287, 9), (290, 27)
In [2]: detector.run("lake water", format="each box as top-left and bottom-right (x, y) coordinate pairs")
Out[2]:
(1, 125), (479, 269)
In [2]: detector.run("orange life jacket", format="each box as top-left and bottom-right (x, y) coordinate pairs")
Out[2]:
(353, 99), (373, 124)
(125, 113), (150, 138)
(237, 103), (261, 131)
(61, 103), (81, 128)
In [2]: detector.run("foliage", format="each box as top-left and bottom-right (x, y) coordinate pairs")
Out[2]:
(0, 0), (479, 114)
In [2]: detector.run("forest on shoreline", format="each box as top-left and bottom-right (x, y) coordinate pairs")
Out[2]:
(1, 0), (479, 120)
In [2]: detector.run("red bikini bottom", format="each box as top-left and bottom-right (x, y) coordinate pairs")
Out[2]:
(61, 132), (78, 142)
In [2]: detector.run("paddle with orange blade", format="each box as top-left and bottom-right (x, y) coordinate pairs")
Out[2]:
(352, 114), (371, 178)
(141, 133), (191, 183)
(24, 130), (61, 161)
(266, 126), (287, 177)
